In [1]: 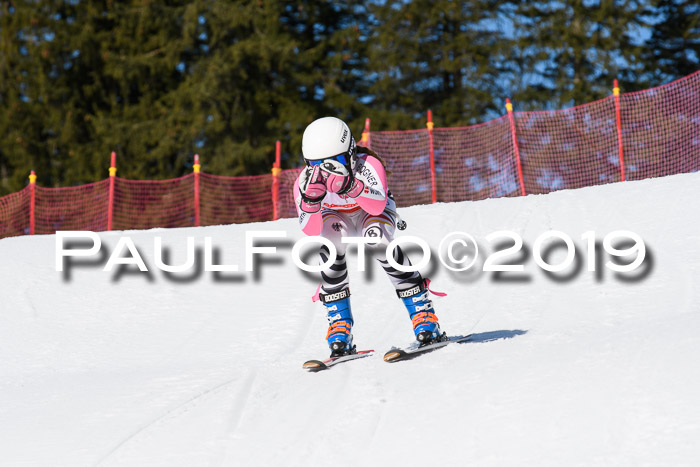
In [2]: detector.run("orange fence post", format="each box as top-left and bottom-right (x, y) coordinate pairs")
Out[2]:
(107, 152), (116, 231)
(29, 170), (36, 235)
(193, 154), (201, 227)
(361, 118), (371, 146)
(272, 141), (281, 221)
(506, 98), (527, 196)
(427, 110), (437, 203)
(613, 80), (626, 182)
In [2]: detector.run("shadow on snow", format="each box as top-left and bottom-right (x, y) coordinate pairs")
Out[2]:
(466, 329), (528, 343)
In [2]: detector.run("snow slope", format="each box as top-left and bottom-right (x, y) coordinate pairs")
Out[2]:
(1, 172), (700, 467)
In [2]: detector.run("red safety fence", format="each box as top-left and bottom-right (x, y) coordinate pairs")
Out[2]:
(199, 172), (273, 226)
(361, 71), (700, 206)
(621, 75), (700, 181)
(0, 187), (30, 238)
(1, 70), (699, 240)
(36, 179), (110, 233)
(513, 96), (621, 195)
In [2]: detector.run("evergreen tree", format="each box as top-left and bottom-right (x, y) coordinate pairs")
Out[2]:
(85, 1), (200, 180)
(275, 1), (371, 164)
(366, 0), (506, 127)
(508, 0), (647, 110)
(641, 0), (700, 85)
(0, 2), (75, 193)
(177, 0), (370, 175)
(0, 1), (196, 192)
(1, 0), (695, 198)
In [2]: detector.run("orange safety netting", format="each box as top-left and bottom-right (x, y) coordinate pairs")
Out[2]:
(34, 180), (110, 234)
(0, 187), (30, 238)
(199, 172), (273, 225)
(111, 176), (194, 231)
(620, 72), (700, 181)
(276, 168), (303, 220)
(369, 129), (433, 207)
(514, 96), (621, 194)
(1, 71), (698, 240)
(434, 117), (520, 202)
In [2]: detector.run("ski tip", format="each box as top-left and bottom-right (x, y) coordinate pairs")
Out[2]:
(383, 351), (403, 362)
(302, 360), (326, 371)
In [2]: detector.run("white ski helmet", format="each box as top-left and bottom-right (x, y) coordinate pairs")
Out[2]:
(302, 117), (356, 165)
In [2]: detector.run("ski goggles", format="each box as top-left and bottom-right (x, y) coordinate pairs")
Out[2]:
(304, 153), (350, 167)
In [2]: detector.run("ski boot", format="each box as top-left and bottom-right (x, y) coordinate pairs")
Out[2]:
(320, 287), (356, 357)
(397, 281), (446, 345)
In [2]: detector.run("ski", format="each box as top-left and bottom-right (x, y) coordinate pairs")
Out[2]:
(303, 349), (374, 372)
(383, 334), (472, 363)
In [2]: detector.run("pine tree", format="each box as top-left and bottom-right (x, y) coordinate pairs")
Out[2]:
(508, 0), (646, 110)
(0, 2), (73, 193)
(182, 0), (371, 174)
(275, 1), (371, 164)
(0, 1), (197, 192)
(3, 0), (686, 198)
(0, 0), (375, 192)
(366, 0), (506, 127)
(641, 0), (700, 85)
(85, 1), (200, 180)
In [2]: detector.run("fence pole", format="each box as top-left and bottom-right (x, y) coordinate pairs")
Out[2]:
(29, 170), (36, 235)
(427, 110), (437, 203)
(506, 98), (527, 196)
(107, 152), (116, 231)
(193, 154), (201, 227)
(272, 141), (281, 221)
(613, 80), (626, 182)
(361, 118), (371, 146)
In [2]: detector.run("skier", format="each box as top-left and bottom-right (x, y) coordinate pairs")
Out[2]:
(294, 116), (446, 357)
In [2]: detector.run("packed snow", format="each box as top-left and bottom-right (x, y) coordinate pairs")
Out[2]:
(1, 172), (699, 466)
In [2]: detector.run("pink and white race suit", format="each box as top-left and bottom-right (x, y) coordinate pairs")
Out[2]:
(293, 152), (421, 294)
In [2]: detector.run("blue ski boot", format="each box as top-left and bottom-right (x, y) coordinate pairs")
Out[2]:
(397, 281), (445, 345)
(320, 287), (355, 357)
